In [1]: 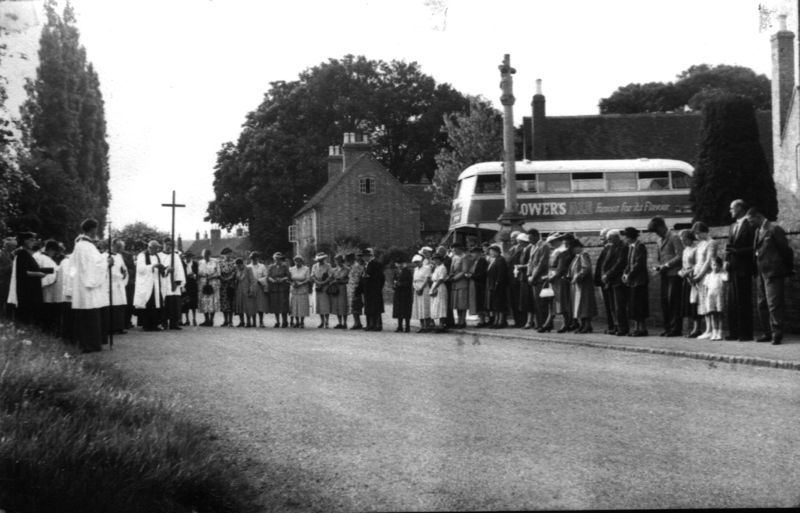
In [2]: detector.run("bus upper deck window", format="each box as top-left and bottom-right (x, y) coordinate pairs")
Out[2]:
(607, 172), (637, 192)
(571, 172), (604, 192)
(671, 171), (690, 189)
(539, 173), (570, 193)
(638, 171), (669, 190)
(475, 174), (502, 194)
(516, 173), (537, 193)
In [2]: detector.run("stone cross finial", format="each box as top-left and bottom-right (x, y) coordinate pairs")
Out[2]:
(499, 54), (516, 106)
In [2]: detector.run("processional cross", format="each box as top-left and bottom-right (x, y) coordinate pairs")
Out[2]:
(162, 190), (185, 291)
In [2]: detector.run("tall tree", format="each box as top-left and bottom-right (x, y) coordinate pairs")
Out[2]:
(689, 95), (776, 225)
(112, 221), (170, 254)
(207, 54), (469, 253)
(431, 97), (503, 206)
(599, 64), (770, 114)
(12, 0), (110, 243)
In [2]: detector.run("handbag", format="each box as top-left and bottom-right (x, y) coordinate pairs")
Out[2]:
(327, 284), (339, 296)
(202, 283), (214, 295)
(539, 285), (554, 298)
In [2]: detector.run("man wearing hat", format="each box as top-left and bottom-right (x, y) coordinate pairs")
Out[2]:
(513, 232), (532, 327)
(0, 237), (17, 319)
(525, 229), (548, 330)
(621, 227), (649, 336)
(360, 248), (385, 331)
(599, 229), (630, 336)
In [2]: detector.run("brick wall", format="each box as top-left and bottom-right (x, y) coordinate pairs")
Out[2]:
(316, 156), (420, 252)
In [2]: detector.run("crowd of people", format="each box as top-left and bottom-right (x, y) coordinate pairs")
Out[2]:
(0, 201), (794, 353)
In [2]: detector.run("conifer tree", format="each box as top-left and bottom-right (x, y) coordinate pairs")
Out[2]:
(689, 95), (777, 225)
(13, 0), (110, 243)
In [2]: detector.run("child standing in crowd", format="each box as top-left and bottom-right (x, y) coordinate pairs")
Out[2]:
(704, 256), (728, 341)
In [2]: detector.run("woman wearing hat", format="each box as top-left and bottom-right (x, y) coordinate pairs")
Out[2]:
(621, 227), (649, 336)
(485, 244), (509, 328)
(345, 253), (364, 330)
(329, 254), (350, 329)
(289, 255), (311, 327)
(551, 233), (578, 333)
(181, 251), (199, 327)
(218, 247), (236, 327)
(248, 252), (268, 327)
(429, 253), (449, 332)
(311, 252), (332, 328)
(468, 246), (488, 327)
(392, 253), (413, 333)
(197, 248), (221, 327)
(267, 252), (290, 328)
(233, 257), (257, 327)
(411, 253), (433, 332)
(567, 239), (597, 333)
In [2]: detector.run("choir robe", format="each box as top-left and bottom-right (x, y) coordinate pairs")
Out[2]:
(37, 251), (59, 332)
(159, 250), (186, 328)
(59, 256), (75, 342)
(134, 251), (166, 330)
(71, 237), (110, 352)
(102, 252), (129, 333)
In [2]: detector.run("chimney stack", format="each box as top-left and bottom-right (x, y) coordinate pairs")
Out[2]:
(342, 131), (372, 172)
(530, 79), (546, 160)
(771, 14), (795, 143)
(195, 230), (200, 241)
(210, 228), (221, 245)
(327, 145), (343, 181)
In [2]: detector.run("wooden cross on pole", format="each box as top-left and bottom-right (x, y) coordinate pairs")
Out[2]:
(161, 190), (185, 291)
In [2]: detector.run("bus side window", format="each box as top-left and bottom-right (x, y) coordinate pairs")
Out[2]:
(671, 171), (691, 189)
(638, 171), (669, 190)
(571, 172), (604, 192)
(538, 173), (570, 193)
(453, 180), (462, 198)
(475, 174), (502, 194)
(516, 173), (537, 193)
(607, 172), (637, 192)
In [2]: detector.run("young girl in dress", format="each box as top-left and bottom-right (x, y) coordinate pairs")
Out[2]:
(704, 256), (728, 341)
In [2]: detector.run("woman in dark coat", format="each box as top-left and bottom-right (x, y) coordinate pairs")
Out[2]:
(552, 234), (578, 332)
(622, 226), (650, 336)
(468, 245), (488, 327)
(181, 252), (199, 326)
(485, 244), (509, 328)
(392, 254), (413, 332)
(267, 252), (290, 328)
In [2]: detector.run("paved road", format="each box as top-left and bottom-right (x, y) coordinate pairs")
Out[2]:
(99, 324), (800, 511)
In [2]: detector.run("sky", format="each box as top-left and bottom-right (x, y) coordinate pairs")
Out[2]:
(1, 0), (794, 239)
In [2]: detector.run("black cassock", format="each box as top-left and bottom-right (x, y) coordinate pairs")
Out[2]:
(392, 267), (413, 319)
(362, 260), (385, 315)
(15, 250), (43, 325)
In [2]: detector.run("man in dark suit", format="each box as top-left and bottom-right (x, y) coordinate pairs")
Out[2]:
(746, 208), (794, 345)
(724, 200), (755, 341)
(361, 248), (385, 332)
(621, 227), (649, 337)
(594, 230), (616, 334)
(601, 230), (629, 336)
(648, 217), (684, 336)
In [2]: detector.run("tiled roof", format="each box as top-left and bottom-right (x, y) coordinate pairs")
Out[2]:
(527, 110), (773, 171)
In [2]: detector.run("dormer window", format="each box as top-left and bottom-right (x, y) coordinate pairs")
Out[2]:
(359, 177), (375, 195)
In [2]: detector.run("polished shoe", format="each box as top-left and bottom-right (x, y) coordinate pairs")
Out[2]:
(281, 322), (288, 328)
(772, 335), (783, 345)
(756, 334), (773, 343)
(404, 326), (410, 333)
(686, 331), (701, 338)
(318, 322), (325, 328)
(417, 327), (430, 333)
(434, 326), (448, 333)
(629, 330), (646, 337)
(395, 327), (403, 333)
(350, 324), (363, 330)
(665, 331), (682, 337)
(605, 328), (617, 335)
(537, 325), (553, 333)
(556, 326), (570, 333)
(274, 322), (280, 328)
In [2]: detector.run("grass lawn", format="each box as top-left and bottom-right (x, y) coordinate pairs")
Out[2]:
(0, 321), (261, 513)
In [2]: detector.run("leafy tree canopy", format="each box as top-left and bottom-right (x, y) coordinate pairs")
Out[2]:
(431, 97), (503, 207)
(112, 221), (170, 254)
(599, 64), (770, 114)
(9, 0), (110, 244)
(207, 54), (469, 253)
(689, 94), (777, 225)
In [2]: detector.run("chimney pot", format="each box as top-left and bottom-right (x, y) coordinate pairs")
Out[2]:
(779, 13), (788, 31)
(536, 79), (542, 95)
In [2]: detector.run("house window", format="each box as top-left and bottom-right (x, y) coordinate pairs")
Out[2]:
(288, 225), (297, 242)
(359, 177), (376, 194)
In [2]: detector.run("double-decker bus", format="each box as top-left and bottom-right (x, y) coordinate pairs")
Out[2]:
(447, 158), (694, 241)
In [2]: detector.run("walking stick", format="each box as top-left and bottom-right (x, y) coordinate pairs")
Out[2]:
(108, 221), (113, 350)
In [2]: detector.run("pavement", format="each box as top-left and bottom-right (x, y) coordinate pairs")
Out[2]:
(99, 316), (800, 511)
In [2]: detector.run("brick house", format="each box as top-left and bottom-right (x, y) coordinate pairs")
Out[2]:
(184, 228), (251, 258)
(290, 133), (421, 259)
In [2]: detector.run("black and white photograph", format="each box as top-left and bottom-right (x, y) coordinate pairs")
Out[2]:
(0, 0), (799, 511)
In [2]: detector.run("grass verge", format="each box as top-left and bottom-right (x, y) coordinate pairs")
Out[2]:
(0, 321), (261, 513)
